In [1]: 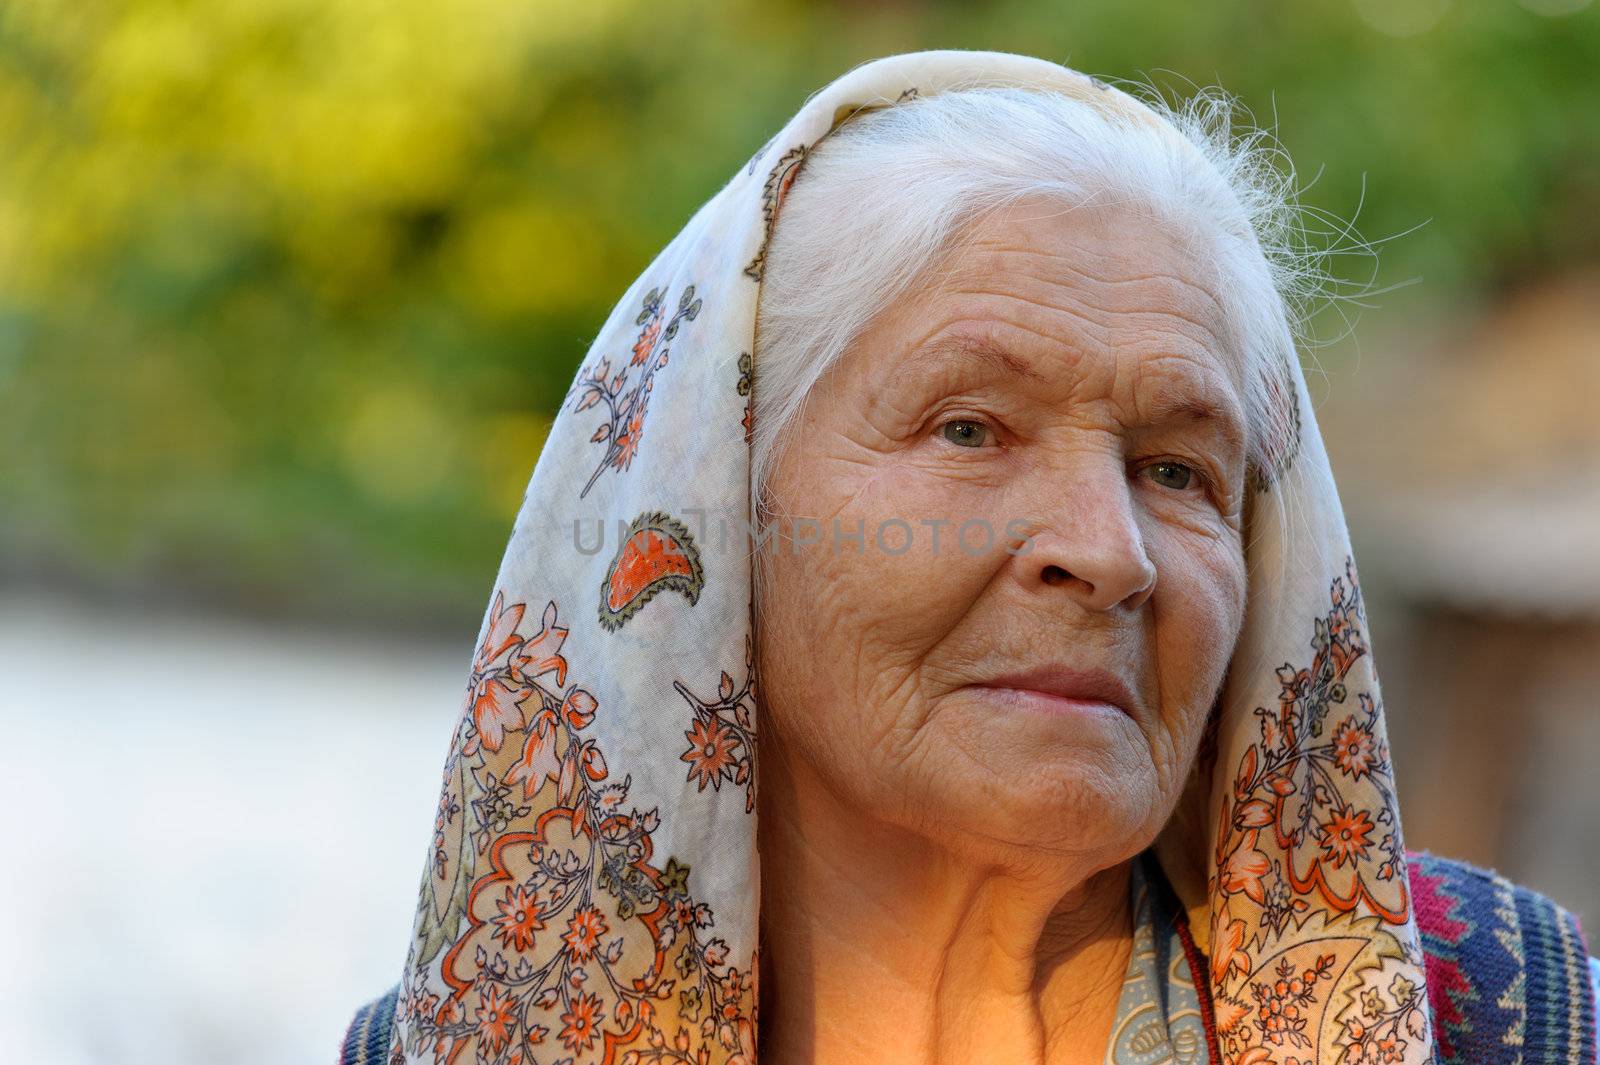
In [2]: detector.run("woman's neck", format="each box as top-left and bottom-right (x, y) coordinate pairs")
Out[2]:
(756, 751), (1135, 1065)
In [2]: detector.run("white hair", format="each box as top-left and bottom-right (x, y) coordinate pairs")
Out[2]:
(749, 82), (1344, 595)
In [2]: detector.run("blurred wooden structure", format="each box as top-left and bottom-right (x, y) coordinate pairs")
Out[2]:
(1319, 271), (1600, 929)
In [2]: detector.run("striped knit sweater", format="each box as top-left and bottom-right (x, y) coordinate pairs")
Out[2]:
(341, 851), (1598, 1064)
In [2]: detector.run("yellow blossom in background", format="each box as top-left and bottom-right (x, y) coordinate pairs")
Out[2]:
(0, 0), (1595, 622)
(338, 382), (460, 508)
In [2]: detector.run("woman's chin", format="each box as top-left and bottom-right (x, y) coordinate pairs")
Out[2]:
(909, 745), (1162, 861)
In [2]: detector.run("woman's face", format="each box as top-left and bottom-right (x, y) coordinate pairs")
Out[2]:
(756, 198), (1250, 872)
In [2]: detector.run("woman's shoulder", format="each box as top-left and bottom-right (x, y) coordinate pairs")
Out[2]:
(339, 985), (399, 1065)
(1405, 849), (1598, 1063)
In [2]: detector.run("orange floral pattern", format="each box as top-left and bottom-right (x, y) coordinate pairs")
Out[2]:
(570, 285), (703, 500)
(393, 593), (758, 1065)
(1208, 558), (1426, 1064)
(673, 635), (757, 815)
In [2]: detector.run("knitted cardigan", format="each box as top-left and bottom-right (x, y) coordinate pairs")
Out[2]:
(341, 850), (1599, 1065)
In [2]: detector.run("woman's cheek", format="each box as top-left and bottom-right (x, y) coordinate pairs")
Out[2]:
(1151, 526), (1245, 735)
(834, 486), (988, 655)
(1158, 501), (1246, 626)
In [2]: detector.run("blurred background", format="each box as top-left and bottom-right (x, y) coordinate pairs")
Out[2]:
(2, 1), (1596, 1061)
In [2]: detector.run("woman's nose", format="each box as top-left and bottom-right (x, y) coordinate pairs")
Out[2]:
(1010, 469), (1157, 613)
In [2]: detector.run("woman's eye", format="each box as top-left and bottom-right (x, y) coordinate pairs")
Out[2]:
(939, 419), (991, 448)
(1145, 460), (1199, 491)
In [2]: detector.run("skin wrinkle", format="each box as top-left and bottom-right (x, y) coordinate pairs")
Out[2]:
(919, 311), (1232, 432)
(956, 238), (1234, 320)
(1036, 876), (1137, 1053)
(956, 224), (1232, 302)
(893, 315), (1102, 394)
(939, 241), (1248, 385)
(1132, 392), (1246, 474)
(756, 196), (1248, 1065)
(914, 331), (1050, 384)
(957, 257), (1231, 322)
(940, 289), (1118, 346)
(945, 286), (1230, 358)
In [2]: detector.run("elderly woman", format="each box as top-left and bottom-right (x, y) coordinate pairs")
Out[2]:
(341, 51), (1597, 1065)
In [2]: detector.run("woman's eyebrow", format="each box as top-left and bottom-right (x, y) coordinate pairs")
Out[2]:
(914, 331), (1048, 385)
(1138, 389), (1247, 457)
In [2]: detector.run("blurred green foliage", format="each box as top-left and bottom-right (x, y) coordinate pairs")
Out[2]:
(2, 0), (1595, 623)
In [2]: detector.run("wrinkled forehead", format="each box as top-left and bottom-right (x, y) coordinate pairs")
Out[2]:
(893, 196), (1249, 398)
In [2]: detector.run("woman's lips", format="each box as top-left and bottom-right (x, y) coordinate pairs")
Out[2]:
(966, 685), (1128, 719)
(963, 665), (1136, 719)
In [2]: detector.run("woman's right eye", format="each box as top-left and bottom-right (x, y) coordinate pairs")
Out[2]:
(939, 419), (991, 448)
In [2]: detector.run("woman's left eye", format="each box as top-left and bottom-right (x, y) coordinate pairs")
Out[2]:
(938, 419), (992, 448)
(1143, 460), (1202, 491)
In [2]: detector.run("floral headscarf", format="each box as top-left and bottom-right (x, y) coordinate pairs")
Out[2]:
(384, 49), (1433, 1065)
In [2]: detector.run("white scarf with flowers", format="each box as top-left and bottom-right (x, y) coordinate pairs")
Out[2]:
(381, 49), (1434, 1065)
